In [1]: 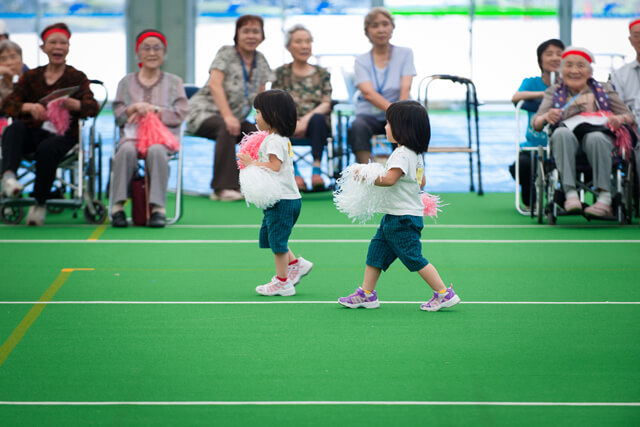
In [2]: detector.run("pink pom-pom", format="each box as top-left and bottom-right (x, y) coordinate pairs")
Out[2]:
(422, 192), (444, 218)
(46, 98), (71, 135)
(136, 113), (179, 158)
(237, 130), (268, 169)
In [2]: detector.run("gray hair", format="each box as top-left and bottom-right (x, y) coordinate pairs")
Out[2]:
(0, 39), (22, 57)
(285, 24), (312, 47)
(364, 7), (395, 37)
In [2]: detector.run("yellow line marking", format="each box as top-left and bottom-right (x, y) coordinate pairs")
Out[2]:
(0, 268), (93, 368)
(88, 224), (107, 241)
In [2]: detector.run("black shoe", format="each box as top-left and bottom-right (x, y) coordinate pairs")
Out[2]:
(149, 211), (166, 228)
(111, 211), (127, 227)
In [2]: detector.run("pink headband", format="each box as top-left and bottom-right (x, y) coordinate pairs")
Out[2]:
(630, 18), (640, 30)
(135, 31), (167, 53)
(562, 50), (592, 63)
(42, 28), (70, 42)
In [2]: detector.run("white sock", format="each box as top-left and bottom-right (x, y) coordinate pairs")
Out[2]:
(597, 191), (612, 206)
(565, 190), (579, 200)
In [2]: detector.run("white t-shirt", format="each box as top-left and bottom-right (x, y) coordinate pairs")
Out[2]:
(258, 133), (301, 200)
(378, 146), (424, 216)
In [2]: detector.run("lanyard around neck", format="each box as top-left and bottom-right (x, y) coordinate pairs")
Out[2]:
(370, 45), (393, 94)
(237, 48), (257, 99)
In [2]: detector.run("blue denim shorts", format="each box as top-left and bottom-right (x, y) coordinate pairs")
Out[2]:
(366, 214), (429, 272)
(259, 198), (301, 253)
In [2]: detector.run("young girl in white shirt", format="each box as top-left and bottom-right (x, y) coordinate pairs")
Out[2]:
(237, 89), (313, 296)
(338, 100), (460, 311)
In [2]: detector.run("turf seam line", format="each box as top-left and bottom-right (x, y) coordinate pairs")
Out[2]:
(2, 239), (640, 244)
(0, 301), (638, 305)
(0, 401), (638, 406)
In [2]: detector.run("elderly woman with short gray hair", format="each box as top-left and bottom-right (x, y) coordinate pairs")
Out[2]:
(532, 46), (634, 217)
(0, 40), (25, 107)
(272, 24), (332, 190)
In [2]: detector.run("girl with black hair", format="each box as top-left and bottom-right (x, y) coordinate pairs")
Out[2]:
(237, 89), (313, 296)
(338, 100), (460, 312)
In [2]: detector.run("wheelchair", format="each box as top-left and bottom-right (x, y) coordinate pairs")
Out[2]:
(513, 98), (547, 217)
(535, 126), (636, 225)
(0, 80), (108, 225)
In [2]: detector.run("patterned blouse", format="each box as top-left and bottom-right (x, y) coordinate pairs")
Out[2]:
(272, 63), (332, 126)
(186, 45), (271, 134)
(1, 65), (99, 139)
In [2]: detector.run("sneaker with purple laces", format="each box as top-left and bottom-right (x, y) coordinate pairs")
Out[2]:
(288, 257), (313, 286)
(256, 276), (295, 296)
(420, 286), (460, 312)
(338, 287), (380, 309)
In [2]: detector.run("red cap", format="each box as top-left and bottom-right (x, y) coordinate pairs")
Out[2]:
(630, 18), (640, 30)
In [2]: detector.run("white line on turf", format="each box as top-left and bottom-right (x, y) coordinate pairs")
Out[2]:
(0, 301), (638, 305)
(1, 239), (639, 244)
(0, 401), (637, 406)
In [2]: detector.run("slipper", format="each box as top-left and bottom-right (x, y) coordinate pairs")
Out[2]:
(584, 201), (613, 217)
(563, 197), (582, 213)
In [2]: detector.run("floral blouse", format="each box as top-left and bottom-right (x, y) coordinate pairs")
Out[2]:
(272, 63), (332, 126)
(186, 45), (271, 134)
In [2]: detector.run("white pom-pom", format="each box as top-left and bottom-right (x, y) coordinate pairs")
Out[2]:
(333, 163), (387, 223)
(239, 165), (281, 209)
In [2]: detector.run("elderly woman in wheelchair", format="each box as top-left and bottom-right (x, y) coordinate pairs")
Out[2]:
(1, 22), (99, 226)
(532, 46), (635, 218)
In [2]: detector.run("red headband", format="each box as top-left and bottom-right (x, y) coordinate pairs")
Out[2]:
(42, 28), (70, 42)
(630, 18), (640, 30)
(562, 50), (592, 63)
(135, 31), (167, 53)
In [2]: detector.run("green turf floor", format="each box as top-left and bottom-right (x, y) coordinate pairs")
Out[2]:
(0, 192), (639, 426)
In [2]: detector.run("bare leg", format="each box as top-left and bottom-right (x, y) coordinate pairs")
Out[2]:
(274, 252), (290, 278)
(362, 265), (382, 293)
(417, 264), (447, 292)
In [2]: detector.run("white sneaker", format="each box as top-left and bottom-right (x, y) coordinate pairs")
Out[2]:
(26, 204), (46, 226)
(288, 257), (313, 286)
(2, 174), (23, 198)
(256, 276), (295, 296)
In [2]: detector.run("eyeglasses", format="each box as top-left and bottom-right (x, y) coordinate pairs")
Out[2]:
(139, 45), (164, 53)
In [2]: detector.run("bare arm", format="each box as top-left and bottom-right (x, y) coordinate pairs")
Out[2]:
(237, 152), (282, 172)
(374, 167), (403, 187)
(209, 69), (241, 136)
(358, 81), (391, 111)
(512, 90), (544, 104)
(399, 75), (413, 101)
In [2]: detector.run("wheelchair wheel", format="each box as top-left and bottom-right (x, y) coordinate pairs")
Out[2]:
(83, 200), (107, 224)
(1, 205), (24, 224)
(46, 205), (64, 214)
(545, 204), (556, 225)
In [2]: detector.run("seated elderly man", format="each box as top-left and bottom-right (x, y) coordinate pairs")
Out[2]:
(532, 47), (635, 217)
(610, 18), (640, 193)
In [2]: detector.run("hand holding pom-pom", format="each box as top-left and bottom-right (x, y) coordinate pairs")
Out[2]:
(334, 163), (387, 223)
(237, 130), (268, 169)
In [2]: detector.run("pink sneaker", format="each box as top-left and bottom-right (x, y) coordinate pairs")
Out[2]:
(288, 257), (313, 286)
(256, 276), (295, 296)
